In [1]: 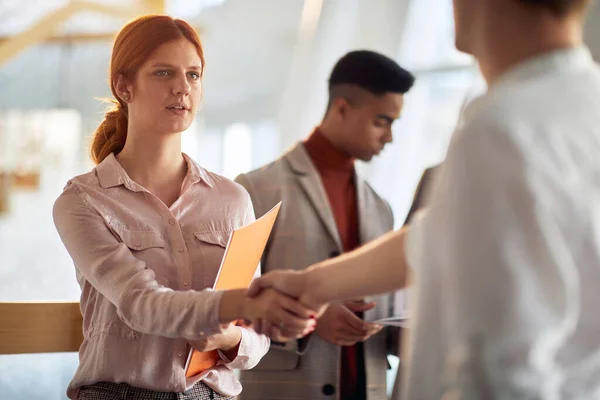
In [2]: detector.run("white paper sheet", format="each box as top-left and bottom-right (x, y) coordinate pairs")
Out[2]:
(370, 315), (410, 328)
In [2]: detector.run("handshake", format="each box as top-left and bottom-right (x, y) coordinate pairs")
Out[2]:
(240, 268), (384, 346)
(218, 228), (409, 343)
(241, 268), (325, 342)
(201, 263), (386, 355)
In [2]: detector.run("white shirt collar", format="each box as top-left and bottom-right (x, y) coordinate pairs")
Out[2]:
(493, 45), (593, 90)
(461, 46), (593, 124)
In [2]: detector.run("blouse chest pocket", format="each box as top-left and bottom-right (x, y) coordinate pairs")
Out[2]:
(193, 231), (230, 248)
(112, 226), (165, 251)
(191, 231), (231, 288)
(109, 224), (170, 284)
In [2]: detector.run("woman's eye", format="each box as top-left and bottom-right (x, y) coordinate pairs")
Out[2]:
(188, 71), (200, 80)
(155, 70), (170, 76)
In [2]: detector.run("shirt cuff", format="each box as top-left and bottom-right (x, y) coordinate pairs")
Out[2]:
(217, 326), (247, 367)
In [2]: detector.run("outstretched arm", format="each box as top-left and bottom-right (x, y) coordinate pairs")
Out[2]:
(248, 226), (410, 313)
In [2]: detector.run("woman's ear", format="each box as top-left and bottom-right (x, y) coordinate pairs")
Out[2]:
(114, 74), (133, 103)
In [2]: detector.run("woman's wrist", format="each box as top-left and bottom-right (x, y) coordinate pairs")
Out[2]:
(220, 326), (242, 354)
(219, 289), (247, 323)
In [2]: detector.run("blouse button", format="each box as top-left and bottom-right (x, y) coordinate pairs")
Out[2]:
(134, 244), (141, 248)
(183, 280), (189, 286)
(178, 247), (184, 253)
(177, 351), (183, 357)
(169, 219), (176, 226)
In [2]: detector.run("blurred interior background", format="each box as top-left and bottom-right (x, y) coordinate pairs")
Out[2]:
(1, 0), (600, 398)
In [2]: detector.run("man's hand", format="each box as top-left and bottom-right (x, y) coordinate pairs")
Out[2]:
(189, 323), (242, 360)
(315, 302), (383, 347)
(242, 288), (317, 340)
(247, 269), (328, 316)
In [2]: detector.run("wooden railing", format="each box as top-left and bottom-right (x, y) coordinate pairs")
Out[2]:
(0, 302), (83, 354)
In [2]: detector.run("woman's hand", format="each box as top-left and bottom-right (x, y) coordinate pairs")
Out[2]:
(189, 323), (242, 360)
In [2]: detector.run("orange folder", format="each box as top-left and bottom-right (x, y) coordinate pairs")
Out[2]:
(185, 202), (282, 377)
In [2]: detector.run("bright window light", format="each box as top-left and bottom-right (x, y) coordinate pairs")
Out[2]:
(222, 123), (252, 179)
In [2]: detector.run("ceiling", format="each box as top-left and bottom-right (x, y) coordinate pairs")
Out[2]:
(0, 0), (306, 127)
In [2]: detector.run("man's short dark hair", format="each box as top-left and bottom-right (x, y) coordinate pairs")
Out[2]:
(328, 50), (415, 97)
(517, 0), (591, 16)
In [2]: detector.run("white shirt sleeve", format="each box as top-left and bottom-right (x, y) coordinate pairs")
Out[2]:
(405, 114), (578, 399)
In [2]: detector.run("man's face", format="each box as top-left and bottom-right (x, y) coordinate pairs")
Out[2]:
(338, 92), (404, 162)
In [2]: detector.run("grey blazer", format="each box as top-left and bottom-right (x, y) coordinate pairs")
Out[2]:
(235, 143), (396, 400)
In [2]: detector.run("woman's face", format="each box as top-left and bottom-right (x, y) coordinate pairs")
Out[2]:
(125, 38), (203, 136)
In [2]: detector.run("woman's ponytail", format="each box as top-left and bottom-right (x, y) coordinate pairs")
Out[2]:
(90, 101), (128, 165)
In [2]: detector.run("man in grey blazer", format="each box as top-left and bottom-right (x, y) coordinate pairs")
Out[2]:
(235, 51), (415, 400)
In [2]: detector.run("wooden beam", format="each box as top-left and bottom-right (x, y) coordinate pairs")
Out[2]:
(0, 0), (151, 67)
(74, 0), (146, 20)
(0, 302), (83, 354)
(142, 0), (167, 14)
(0, 24), (204, 46)
(0, 32), (118, 45)
(0, 1), (79, 66)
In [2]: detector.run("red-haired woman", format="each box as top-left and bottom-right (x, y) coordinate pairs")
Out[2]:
(53, 15), (316, 400)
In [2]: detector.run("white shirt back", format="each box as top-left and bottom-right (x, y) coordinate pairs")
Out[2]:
(405, 47), (600, 399)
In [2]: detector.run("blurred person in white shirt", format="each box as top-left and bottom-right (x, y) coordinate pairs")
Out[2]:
(249, 0), (600, 398)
